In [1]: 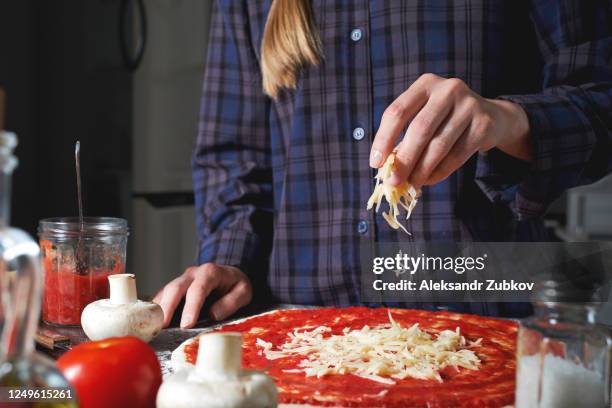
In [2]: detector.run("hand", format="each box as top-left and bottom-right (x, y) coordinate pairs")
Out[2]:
(370, 73), (531, 187)
(153, 263), (252, 328)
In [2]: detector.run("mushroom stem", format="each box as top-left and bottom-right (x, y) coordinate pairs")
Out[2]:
(195, 332), (242, 380)
(108, 274), (138, 305)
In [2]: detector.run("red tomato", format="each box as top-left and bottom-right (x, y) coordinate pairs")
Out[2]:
(57, 336), (162, 408)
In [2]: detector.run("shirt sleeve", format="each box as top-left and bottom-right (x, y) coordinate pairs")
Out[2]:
(192, 0), (273, 275)
(475, 0), (612, 220)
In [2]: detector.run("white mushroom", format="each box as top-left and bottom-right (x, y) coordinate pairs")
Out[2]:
(81, 274), (163, 342)
(157, 332), (278, 408)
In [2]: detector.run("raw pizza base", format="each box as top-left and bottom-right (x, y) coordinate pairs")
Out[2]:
(170, 308), (516, 408)
(171, 310), (276, 372)
(171, 310), (324, 408)
(173, 340), (317, 407)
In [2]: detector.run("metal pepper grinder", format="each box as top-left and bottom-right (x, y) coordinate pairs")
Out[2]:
(0, 100), (78, 406)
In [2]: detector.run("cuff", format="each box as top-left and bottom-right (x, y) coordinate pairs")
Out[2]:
(197, 228), (262, 276)
(475, 149), (530, 217)
(476, 92), (597, 220)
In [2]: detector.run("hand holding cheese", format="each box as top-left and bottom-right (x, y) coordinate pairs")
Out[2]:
(370, 73), (530, 187)
(81, 274), (163, 342)
(157, 332), (277, 408)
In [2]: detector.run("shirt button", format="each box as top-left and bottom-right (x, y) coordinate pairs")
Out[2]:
(352, 127), (365, 141)
(357, 220), (369, 234)
(350, 28), (363, 42)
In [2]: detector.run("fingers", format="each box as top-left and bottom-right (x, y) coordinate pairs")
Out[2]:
(154, 264), (252, 328)
(209, 280), (252, 321)
(180, 269), (218, 328)
(388, 90), (454, 186)
(370, 74), (433, 168)
(157, 275), (192, 328)
(408, 98), (475, 186)
(426, 109), (493, 184)
(371, 75), (510, 188)
(151, 288), (163, 305)
(426, 122), (480, 185)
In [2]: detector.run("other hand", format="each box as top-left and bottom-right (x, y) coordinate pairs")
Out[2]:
(153, 263), (252, 328)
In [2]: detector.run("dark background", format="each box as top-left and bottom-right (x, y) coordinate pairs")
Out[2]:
(0, 0), (574, 239)
(0, 0), (132, 236)
(1, 1), (611, 323)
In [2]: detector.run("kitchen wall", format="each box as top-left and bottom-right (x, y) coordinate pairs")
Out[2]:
(0, 0), (132, 235)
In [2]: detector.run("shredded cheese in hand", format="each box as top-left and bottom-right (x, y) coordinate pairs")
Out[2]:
(256, 311), (481, 384)
(366, 152), (420, 234)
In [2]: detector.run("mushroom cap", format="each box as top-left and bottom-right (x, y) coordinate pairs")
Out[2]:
(81, 299), (164, 342)
(156, 367), (278, 408)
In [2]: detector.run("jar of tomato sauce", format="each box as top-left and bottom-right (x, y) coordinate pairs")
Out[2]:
(39, 217), (129, 326)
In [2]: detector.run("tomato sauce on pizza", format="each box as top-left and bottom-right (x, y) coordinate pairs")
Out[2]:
(184, 307), (517, 407)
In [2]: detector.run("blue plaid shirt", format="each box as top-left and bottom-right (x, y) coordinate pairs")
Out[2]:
(193, 0), (612, 315)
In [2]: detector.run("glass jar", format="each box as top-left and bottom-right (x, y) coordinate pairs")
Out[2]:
(39, 217), (129, 326)
(515, 281), (611, 408)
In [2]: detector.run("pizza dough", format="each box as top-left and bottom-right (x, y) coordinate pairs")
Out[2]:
(171, 307), (517, 408)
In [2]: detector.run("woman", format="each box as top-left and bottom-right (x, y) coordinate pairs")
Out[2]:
(154, 0), (612, 328)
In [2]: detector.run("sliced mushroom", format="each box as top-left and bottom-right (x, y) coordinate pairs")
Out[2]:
(81, 274), (163, 342)
(157, 332), (278, 408)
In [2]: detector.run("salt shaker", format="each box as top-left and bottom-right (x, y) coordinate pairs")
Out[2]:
(515, 279), (610, 408)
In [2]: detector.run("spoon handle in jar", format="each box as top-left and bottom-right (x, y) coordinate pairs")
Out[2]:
(75, 141), (83, 227)
(74, 141), (87, 274)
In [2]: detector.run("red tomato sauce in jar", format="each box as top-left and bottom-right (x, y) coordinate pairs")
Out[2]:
(42, 268), (116, 325)
(41, 240), (123, 326)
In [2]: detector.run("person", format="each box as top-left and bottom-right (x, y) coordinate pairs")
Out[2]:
(154, 0), (612, 328)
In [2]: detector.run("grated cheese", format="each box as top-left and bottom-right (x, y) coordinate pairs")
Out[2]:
(256, 311), (481, 384)
(366, 152), (420, 234)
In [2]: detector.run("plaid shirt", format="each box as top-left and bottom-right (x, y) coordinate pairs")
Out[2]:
(193, 0), (612, 313)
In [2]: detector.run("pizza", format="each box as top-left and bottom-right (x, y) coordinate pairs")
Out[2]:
(171, 307), (517, 407)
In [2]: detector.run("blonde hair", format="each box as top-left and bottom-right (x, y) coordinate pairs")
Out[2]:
(261, 0), (322, 98)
